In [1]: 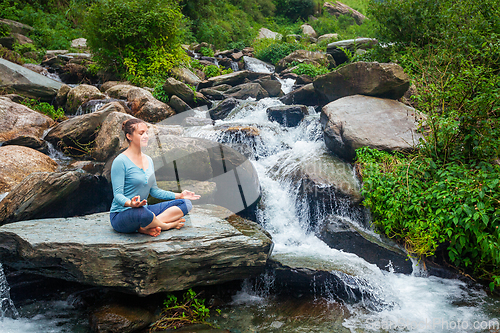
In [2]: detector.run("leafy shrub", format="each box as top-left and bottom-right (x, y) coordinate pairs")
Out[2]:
(152, 83), (169, 104)
(253, 39), (299, 65)
(203, 64), (233, 78)
(357, 147), (500, 289)
(0, 23), (10, 37)
(82, 0), (188, 82)
(291, 62), (329, 77)
(274, 0), (314, 22)
(22, 98), (65, 120)
(199, 46), (214, 57)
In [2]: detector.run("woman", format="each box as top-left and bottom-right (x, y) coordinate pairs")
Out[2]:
(110, 118), (200, 237)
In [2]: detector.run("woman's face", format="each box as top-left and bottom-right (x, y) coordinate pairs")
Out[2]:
(127, 122), (149, 147)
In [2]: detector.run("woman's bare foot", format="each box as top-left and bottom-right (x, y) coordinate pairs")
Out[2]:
(163, 218), (185, 230)
(138, 226), (162, 237)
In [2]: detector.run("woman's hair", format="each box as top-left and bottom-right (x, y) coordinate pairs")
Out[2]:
(122, 118), (145, 142)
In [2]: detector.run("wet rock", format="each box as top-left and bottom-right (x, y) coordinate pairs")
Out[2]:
(169, 94), (192, 113)
(321, 95), (424, 161)
(0, 145), (57, 193)
(313, 61), (410, 104)
(209, 98), (240, 120)
(230, 51), (244, 61)
(318, 214), (412, 274)
(207, 70), (250, 87)
(199, 88), (226, 100)
(92, 112), (135, 162)
(77, 98), (126, 116)
(0, 205), (273, 295)
(243, 56), (275, 74)
(127, 87), (175, 123)
(163, 77), (209, 107)
(0, 170), (113, 224)
(45, 102), (127, 154)
(276, 50), (335, 72)
(211, 84), (232, 92)
(256, 27), (282, 40)
(0, 96), (54, 143)
(296, 75), (313, 85)
(279, 83), (319, 106)
(105, 84), (136, 99)
(3, 136), (48, 153)
(66, 84), (106, 115)
(90, 304), (154, 333)
(254, 78), (282, 97)
(266, 105), (308, 127)
(0, 58), (63, 101)
(171, 67), (202, 86)
(323, 1), (368, 25)
(223, 82), (269, 100)
(214, 124), (261, 158)
(301, 24), (317, 38)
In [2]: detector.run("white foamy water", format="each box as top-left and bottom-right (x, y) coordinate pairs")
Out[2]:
(185, 95), (500, 332)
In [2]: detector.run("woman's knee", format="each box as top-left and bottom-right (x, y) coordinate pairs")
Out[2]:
(184, 199), (193, 213)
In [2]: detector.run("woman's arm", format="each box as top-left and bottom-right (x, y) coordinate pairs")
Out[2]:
(110, 157), (130, 207)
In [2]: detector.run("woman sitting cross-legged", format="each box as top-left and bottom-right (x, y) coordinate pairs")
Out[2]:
(110, 118), (200, 237)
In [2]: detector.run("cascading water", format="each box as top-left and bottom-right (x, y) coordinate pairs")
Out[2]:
(0, 263), (18, 319)
(184, 92), (500, 332)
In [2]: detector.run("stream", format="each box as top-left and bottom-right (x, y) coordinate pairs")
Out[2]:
(1, 76), (499, 332)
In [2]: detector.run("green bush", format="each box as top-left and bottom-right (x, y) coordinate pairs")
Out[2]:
(199, 46), (214, 57)
(274, 0), (314, 22)
(22, 98), (65, 120)
(253, 39), (299, 65)
(82, 0), (188, 83)
(203, 64), (233, 78)
(291, 62), (329, 77)
(357, 147), (500, 288)
(152, 83), (169, 104)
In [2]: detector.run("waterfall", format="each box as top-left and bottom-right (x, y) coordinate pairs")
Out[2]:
(0, 263), (19, 319)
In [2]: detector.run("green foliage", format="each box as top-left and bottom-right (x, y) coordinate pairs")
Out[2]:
(199, 46), (214, 57)
(22, 98), (65, 120)
(203, 64), (233, 78)
(357, 147), (500, 287)
(82, 0), (189, 82)
(274, 0), (314, 22)
(152, 83), (169, 103)
(253, 38), (299, 65)
(0, 45), (23, 65)
(291, 62), (329, 78)
(0, 23), (10, 37)
(0, 0), (81, 49)
(150, 289), (219, 331)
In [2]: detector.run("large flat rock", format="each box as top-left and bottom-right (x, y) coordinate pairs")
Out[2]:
(0, 204), (273, 296)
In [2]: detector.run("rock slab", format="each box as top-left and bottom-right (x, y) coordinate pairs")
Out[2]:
(0, 205), (273, 296)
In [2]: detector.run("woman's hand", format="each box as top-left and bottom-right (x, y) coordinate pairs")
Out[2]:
(179, 190), (201, 200)
(125, 196), (147, 208)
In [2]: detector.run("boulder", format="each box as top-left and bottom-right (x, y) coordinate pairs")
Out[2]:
(256, 28), (282, 40)
(71, 38), (87, 49)
(320, 95), (424, 161)
(317, 33), (339, 43)
(296, 74), (313, 85)
(313, 61), (410, 104)
(105, 84), (136, 99)
(323, 1), (368, 25)
(45, 102), (126, 154)
(0, 36), (15, 49)
(0, 58), (63, 101)
(207, 70), (249, 87)
(66, 84), (106, 115)
(266, 105), (308, 127)
(279, 83), (319, 106)
(127, 87), (175, 123)
(223, 83), (269, 100)
(255, 78), (282, 97)
(326, 38), (378, 66)
(0, 205), (273, 295)
(162, 77), (209, 107)
(276, 50), (335, 72)
(0, 171), (113, 224)
(300, 24), (317, 38)
(55, 84), (71, 108)
(77, 98), (127, 116)
(92, 112), (135, 162)
(230, 51), (243, 61)
(11, 33), (33, 45)
(211, 84), (232, 92)
(209, 98), (240, 120)
(0, 97), (54, 143)
(180, 117), (214, 127)
(214, 124), (261, 158)
(0, 146), (57, 193)
(199, 88), (226, 100)
(0, 19), (33, 35)
(90, 304), (154, 333)
(168, 95), (192, 113)
(171, 67), (201, 86)
(2, 136), (48, 153)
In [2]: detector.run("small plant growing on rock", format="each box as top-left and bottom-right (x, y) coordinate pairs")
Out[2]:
(22, 98), (65, 121)
(149, 289), (219, 331)
(291, 63), (329, 78)
(152, 83), (169, 103)
(199, 46), (214, 57)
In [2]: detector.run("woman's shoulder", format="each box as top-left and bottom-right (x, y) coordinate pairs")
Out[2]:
(111, 153), (128, 167)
